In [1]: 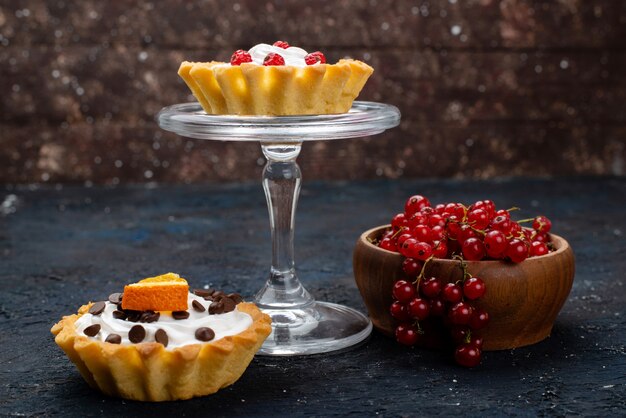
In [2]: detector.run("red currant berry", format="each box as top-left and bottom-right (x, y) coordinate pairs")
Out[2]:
(484, 229), (508, 258)
(407, 212), (428, 229)
(470, 200), (496, 219)
(455, 343), (482, 367)
(446, 203), (466, 219)
(379, 237), (397, 252)
(490, 215), (512, 234)
(509, 222), (522, 236)
(412, 224), (431, 242)
(263, 52), (285, 66)
(450, 325), (470, 344)
(408, 297), (430, 320)
(449, 302), (473, 325)
(446, 216), (462, 239)
(506, 238), (528, 263)
(404, 195), (431, 216)
(391, 213), (408, 230)
(398, 238), (418, 258)
(434, 203), (446, 214)
(469, 335), (484, 349)
(304, 51), (326, 65)
(272, 40), (290, 49)
(458, 224), (478, 242)
(482, 200), (496, 218)
(408, 241), (433, 261)
(429, 298), (446, 316)
(390, 301), (411, 321)
(530, 241), (549, 257)
(467, 208), (490, 230)
(463, 277), (486, 300)
(462, 237), (486, 261)
(469, 308), (490, 330)
(496, 209), (511, 218)
(532, 232), (549, 243)
(402, 258), (423, 277)
(428, 214), (446, 228)
(397, 233), (413, 248)
(420, 277), (443, 298)
(230, 49), (253, 66)
(430, 225), (447, 241)
(395, 323), (419, 346)
(532, 215), (552, 233)
(442, 283), (463, 303)
(432, 240), (448, 258)
(392, 280), (416, 303)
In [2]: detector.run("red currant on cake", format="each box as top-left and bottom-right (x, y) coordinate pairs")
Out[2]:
(305, 51), (326, 65)
(263, 53), (285, 66)
(230, 49), (252, 66)
(272, 40), (290, 49)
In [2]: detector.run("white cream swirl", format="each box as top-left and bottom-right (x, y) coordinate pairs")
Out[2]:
(74, 293), (252, 349)
(247, 43), (309, 66)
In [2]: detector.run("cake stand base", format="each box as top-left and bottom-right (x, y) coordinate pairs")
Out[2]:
(257, 302), (372, 356)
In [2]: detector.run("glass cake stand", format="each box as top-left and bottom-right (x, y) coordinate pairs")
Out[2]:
(157, 101), (400, 355)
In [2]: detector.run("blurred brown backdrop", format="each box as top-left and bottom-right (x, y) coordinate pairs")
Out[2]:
(1, 0), (625, 184)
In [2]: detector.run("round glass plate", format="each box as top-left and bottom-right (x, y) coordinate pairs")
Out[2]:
(157, 101), (400, 141)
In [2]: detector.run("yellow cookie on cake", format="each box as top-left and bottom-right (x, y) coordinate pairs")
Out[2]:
(51, 273), (271, 401)
(179, 41), (373, 116)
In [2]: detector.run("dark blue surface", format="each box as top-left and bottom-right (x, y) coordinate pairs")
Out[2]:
(1, 178), (625, 416)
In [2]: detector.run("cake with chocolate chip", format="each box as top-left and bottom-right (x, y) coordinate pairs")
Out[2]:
(51, 273), (271, 401)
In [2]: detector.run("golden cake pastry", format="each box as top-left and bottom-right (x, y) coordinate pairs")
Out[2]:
(51, 275), (271, 401)
(179, 41), (373, 116)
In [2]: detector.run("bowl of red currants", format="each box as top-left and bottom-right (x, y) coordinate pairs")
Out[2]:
(353, 195), (575, 367)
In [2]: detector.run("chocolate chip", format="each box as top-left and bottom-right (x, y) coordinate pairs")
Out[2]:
(155, 329), (168, 347)
(108, 293), (123, 305)
(112, 310), (127, 320)
(192, 300), (206, 312)
(88, 301), (106, 316)
(105, 334), (122, 344)
(83, 324), (101, 337)
(227, 293), (243, 304)
(195, 327), (215, 342)
(193, 288), (214, 297)
(222, 297), (236, 313)
(208, 301), (224, 315)
(172, 311), (190, 320)
(140, 311), (160, 323)
(125, 310), (141, 322)
(128, 325), (146, 343)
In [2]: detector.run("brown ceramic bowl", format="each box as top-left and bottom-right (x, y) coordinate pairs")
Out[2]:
(353, 225), (575, 351)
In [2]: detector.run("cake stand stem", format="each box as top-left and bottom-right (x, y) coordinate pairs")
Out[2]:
(254, 142), (372, 356)
(254, 142), (314, 311)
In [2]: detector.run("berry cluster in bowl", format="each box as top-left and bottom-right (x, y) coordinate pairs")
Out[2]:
(374, 195), (554, 367)
(379, 195), (553, 262)
(230, 40), (326, 66)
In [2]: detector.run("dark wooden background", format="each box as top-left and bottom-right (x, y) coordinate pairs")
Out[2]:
(1, 0), (625, 184)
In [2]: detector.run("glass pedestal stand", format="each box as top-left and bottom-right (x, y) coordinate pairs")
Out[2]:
(157, 101), (400, 355)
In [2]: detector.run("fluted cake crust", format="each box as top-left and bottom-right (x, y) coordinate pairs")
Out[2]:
(179, 59), (373, 116)
(51, 302), (271, 401)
